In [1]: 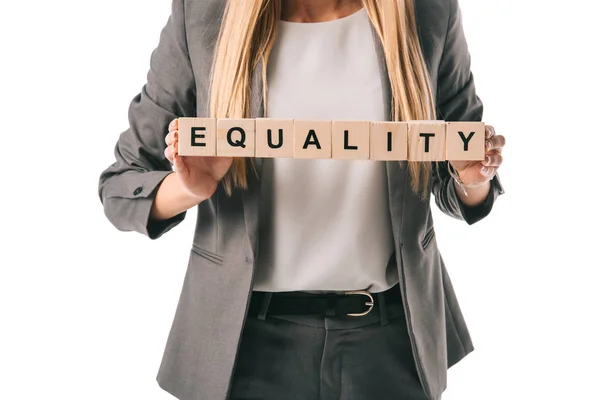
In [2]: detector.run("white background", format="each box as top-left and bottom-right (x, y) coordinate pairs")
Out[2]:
(1, 0), (599, 399)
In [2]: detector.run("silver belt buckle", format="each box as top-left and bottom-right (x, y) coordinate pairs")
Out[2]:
(344, 290), (375, 317)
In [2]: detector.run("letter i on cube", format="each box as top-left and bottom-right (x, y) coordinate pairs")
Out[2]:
(370, 122), (408, 161)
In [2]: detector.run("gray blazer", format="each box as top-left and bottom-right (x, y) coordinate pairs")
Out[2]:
(98, 0), (504, 399)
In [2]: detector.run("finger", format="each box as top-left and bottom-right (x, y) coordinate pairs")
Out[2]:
(480, 165), (498, 179)
(165, 130), (176, 146)
(486, 134), (505, 151)
(485, 125), (495, 140)
(482, 151), (503, 167)
(173, 152), (179, 172)
(164, 144), (175, 164)
(169, 118), (178, 132)
(173, 152), (187, 175)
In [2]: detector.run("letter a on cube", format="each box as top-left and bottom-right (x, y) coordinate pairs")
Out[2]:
(294, 120), (332, 159)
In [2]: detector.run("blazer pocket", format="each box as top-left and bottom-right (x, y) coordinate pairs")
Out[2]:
(421, 226), (436, 250)
(191, 244), (224, 265)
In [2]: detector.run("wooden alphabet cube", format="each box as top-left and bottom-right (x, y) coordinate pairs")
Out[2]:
(332, 121), (370, 159)
(445, 122), (485, 161)
(255, 118), (294, 158)
(408, 120), (446, 161)
(177, 118), (217, 156)
(217, 118), (256, 157)
(293, 120), (332, 159)
(370, 122), (408, 161)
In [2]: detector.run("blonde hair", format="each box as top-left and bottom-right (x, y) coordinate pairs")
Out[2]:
(209, 0), (436, 198)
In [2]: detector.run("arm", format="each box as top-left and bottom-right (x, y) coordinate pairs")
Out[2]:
(98, 0), (196, 239)
(432, 0), (504, 225)
(149, 172), (208, 221)
(455, 180), (491, 207)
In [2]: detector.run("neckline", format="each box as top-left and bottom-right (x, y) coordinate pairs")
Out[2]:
(279, 7), (366, 27)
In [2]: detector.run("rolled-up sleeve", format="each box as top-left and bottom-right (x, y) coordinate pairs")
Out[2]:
(432, 0), (504, 225)
(98, 0), (196, 239)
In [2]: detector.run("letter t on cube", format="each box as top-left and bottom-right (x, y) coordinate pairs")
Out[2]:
(408, 120), (446, 161)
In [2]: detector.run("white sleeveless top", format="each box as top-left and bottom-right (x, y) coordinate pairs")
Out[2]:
(253, 8), (398, 293)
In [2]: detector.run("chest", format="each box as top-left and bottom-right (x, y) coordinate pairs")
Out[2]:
(185, 0), (448, 118)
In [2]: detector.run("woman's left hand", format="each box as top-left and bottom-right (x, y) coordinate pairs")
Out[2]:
(449, 125), (505, 187)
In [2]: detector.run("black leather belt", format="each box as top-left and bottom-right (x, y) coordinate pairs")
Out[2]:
(248, 283), (402, 318)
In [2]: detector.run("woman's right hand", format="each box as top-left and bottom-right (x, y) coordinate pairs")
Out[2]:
(164, 118), (233, 199)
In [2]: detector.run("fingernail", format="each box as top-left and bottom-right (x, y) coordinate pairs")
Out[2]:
(486, 140), (491, 149)
(485, 155), (491, 165)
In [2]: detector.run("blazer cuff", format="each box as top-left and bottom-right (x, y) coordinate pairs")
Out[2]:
(456, 173), (505, 225)
(102, 170), (186, 239)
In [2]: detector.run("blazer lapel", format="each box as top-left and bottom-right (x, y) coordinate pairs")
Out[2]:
(242, 60), (265, 262)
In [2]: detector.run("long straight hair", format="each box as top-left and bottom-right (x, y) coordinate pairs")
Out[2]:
(209, 0), (436, 198)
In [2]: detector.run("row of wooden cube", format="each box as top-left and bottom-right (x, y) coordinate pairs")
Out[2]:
(176, 118), (486, 161)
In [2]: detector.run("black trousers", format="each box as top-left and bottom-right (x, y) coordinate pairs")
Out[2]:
(229, 289), (433, 400)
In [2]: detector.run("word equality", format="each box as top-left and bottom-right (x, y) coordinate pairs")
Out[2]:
(177, 118), (486, 161)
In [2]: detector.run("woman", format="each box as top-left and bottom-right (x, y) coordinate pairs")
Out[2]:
(98, 0), (505, 399)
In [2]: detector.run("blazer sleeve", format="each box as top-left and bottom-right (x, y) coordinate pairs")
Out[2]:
(98, 0), (196, 239)
(432, 0), (505, 225)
